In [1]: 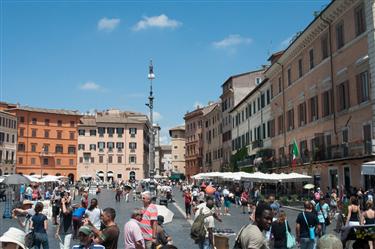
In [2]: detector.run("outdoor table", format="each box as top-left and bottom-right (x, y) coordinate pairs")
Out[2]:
(213, 228), (236, 249)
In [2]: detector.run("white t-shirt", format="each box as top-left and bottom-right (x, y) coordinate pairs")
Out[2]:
(85, 208), (102, 229)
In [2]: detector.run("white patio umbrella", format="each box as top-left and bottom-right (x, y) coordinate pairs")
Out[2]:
(155, 204), (174, 224)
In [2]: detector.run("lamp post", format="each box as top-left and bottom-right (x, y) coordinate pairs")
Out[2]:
(146, 60), (155, 180)
(40, 146), (45, 178)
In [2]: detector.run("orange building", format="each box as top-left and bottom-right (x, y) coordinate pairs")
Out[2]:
(6, 106), (81, 182)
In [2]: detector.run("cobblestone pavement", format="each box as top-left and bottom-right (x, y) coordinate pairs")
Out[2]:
(0, 187), (337, 248)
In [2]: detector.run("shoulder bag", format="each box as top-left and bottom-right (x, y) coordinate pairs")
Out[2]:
(233, 224), (250, 249)
(302, 212), (315, 240)
(285, 221), (296, 248)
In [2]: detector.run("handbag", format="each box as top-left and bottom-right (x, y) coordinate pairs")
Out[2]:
(285, 221), (296, 249)
(302, 212), (315, 240)
(25, 230), (35, 248)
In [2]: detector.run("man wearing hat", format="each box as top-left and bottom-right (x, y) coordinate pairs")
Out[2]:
(0, 227), (27, 249)
(71, 226), (105, 249)
(12, 200), (35, 233)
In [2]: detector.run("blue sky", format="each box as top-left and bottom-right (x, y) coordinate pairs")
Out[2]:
(1, 0), (329, 144)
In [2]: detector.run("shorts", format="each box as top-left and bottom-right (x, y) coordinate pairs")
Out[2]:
(224, 199), (231, 208)
(52, 206), (60, 217)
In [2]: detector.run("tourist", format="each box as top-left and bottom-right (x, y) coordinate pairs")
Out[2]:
(52, 185), (63, 225)
(115, 186), (122, 202)
(71, 225), (105, 249)
(234, 185), (241, 207)
(346, 196), (362, 226)
(362, 201), (375, 249)
(240, 190), (249, 214)
(334, 201), (345, 233)
(140, 191), (158, 249)
(271, 210), (291, 249)
(31, 202), (49, 249)
(56, 192), (74, 249)
(86, 207), (120, 249)
(73, 201), (87, 240)
(85, 198), (102, 230)
(183, 189), (192, 219)
(25, 185), (33, 201)
(12, 199), (35, 233)
(237, 202), (273, 249)
(296, 201), (320, 249)
(214, 188), (222, 214)
(222, 186), (230, 216)
(0, 227), (27, 249)
(315, 198), (330, 236)
(155, 215), (172, 247)
(81, 191), (89, 208)
(194, 196), (217, 249)
(124, 208), (145, 249)
(20, 184), (25, 201)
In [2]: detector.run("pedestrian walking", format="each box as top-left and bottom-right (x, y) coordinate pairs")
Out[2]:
(52, 185), (63, 225)
(31, 202), (49, 249)
(240, 190), (249, 214)
(362, 201), (375, 249)
(315, 198), (330, 236)
(183, 189), (192, 219)
(222, 187), (230, 216)
(237, 202), (273, 249)
(73, 201), (87, 240)
(193, 196), (217, 249)
(85, 199), (102, 230)
(271, 210), (291, 249)
(346, 196), (362, 226)
(139, 191), (158, 249)
(56, 192), (73, 249)
(25, 185), (33, 201)
(296, 201), (320, 249)
(124, 208), (145, 249)
(71, 225), (105, 249)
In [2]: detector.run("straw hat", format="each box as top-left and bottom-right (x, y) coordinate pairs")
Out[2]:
(22, 200), (33, 206)
(0, 227), (26, 249)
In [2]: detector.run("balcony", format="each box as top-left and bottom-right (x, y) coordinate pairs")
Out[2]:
(252, 140), (263, 149)
(0, 160), (15, 165)
(237, 158), (254, 168)
(40, 151), (55, 157)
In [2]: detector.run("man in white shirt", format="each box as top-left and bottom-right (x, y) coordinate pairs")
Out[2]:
(124, 209), (145, 249)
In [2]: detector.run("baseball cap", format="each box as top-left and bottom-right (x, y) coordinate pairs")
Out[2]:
(78, 226), (92, 236)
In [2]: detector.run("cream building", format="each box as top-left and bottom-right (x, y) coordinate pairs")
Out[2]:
(77, 109), (150, 181)
(0, 111), (17, 175)
(169, 125), (186, 175)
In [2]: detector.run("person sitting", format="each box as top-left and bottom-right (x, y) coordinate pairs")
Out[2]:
(71, 226), (105, 249)
(0, 227), (27, 249)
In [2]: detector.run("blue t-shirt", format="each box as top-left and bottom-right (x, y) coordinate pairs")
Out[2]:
(32, 213), (47, 233)
(73, 207), (86, 219)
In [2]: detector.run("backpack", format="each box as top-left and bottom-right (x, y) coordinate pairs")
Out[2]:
(190, 208), (213, 243)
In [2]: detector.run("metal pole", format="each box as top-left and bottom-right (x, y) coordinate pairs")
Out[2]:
(147, 60), (155, 180)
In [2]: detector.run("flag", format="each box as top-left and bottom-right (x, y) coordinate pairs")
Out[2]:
(292, 139), (299, 169)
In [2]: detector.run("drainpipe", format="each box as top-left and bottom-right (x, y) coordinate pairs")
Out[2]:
(320, 15), (337, 136)
(275, 62), (287, 150)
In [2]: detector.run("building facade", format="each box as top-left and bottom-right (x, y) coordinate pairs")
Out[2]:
(230, 79), (273, 171)
(202, 103), (223, 172)
(0, 111), (17, 175)
(7, 107), (81, 181)
(77, 110), (150, 182)
(169, 125), (186, 175)
(220, 70), (265, 171)
(266, 0), (375, 190)
(159, 145), (172, 176)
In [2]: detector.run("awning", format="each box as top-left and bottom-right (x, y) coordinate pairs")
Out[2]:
(97, 172), (104, 177)
(107, 172), (113, 177)
(362, 161), (375, 175)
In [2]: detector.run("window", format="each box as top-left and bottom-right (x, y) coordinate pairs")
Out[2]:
(298, 102), (307, 126)
(129, 155), (136, 164)
(44, 130), (50, 138)
(268, 119), (275, 138)
(321, 34), (329, 60)
(337, 81), (350, 111)
(322, 90), (332, 117)
(309, 96), (319, 121)
(57, 130), (62, 139)
(278, 115), (284, 135)
(19, 157), (23, 164)
(70, 121), (75, 127)
(99, 156), (103, 163)
(278, 77), (282, 93)
(336, 22), (345, 49)
(20, 116), (25, 123)
(287, 109), (294, 131)
(98, 142), (105, 151)
(257, 97), (261, 111)
(90, 144), (96, 151)
(56, 159), (61, 165)
(32, 118), (37, 125)
(19, 128), (24, 137)
(91, 157), (94, 163)
(11, 135), (15, 143)
(31, 144), (37, 152)
(129, 128), (137, 136)
(55, 145), (63, 153)
(78, 129), (85, 136)
(116, 142), (124, 150)
(45, 119), (49, 126)
(129, 142), (137, 150)
(90, 130), (96, 136)
(31, 158), (36, 165)
(69, 132), (75, 140)
(107, 142), (114, 151)
(69, 159), (74, 166)
(43, 158), (49, 165)
(116, 128), (124, 137)
(79, 157), (83, 163)
(107, 128), (115, 137)
(108, 156), (113, 164)
(117, 156), (122, 163)
(356, 71), (369, 103)
(287, 68), (292, 86)
(42, 144), (49, 152)
(298, 59), (303, 78)
(68, 146), (76, 154)
(355, 4), (366, 36)
(78, 144), (85, 150)
(0, 132), (4, 142)
(309, 49), (314, 69)
(98, 127), (105, 137)
(18, 143), (25, 152)
(256, 77), (262, 85)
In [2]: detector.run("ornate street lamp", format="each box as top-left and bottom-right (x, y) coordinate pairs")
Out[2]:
(146, 60), (155, 180)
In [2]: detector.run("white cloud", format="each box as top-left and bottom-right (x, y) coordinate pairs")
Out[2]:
(212, 34), (252, 49)
(98, 17), (120, 32)
(133, 14), (182, 31)
(79, 81), (101, 91)
(193, 101), (203, 109)
(149, 111), (162, 123)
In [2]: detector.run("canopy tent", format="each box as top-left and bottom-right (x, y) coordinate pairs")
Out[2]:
(24, 175), (64, 183)
(154, 174), (167, 179)
(362, 161), (375, 176)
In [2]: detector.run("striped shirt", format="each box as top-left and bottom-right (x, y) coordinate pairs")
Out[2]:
(140, 204), (158, 241)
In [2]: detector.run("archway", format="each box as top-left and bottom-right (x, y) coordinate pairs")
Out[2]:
(43, 173), (48, 176)
(97, 171), (104, 182)
(30, 173), (35, 175)
(68, 173), (74, 184)
(107, 171), (113, 183)
(55, 173), (61, 176)
(129, 171), (136, 182)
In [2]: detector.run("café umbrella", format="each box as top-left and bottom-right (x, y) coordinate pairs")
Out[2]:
(3, 174), (31, 185)
(155, 204), (174, 224)
(303, 183), (315, 190)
